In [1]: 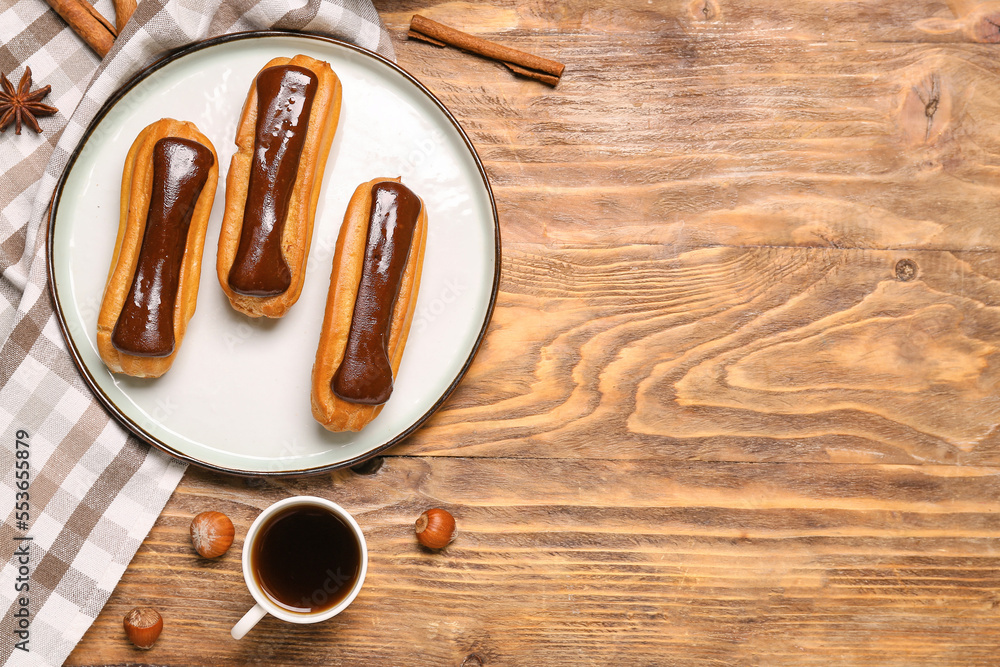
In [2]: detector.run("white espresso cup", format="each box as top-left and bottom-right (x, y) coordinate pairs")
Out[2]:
(231, 496), (368, 640)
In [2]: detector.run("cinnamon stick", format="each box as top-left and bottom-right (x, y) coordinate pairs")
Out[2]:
(44, 0), (117, 58)
(113, 0), (137, 33)
(409, 15), (565, 86)
(407, 30), (447, 48)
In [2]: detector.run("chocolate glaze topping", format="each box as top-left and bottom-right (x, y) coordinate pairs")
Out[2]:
(332, 181), (421, 405)
(112, 137), (214, 357)
(228, 64), (318, 296)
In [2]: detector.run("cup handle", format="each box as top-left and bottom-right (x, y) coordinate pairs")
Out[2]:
(231, 603), (268, 640)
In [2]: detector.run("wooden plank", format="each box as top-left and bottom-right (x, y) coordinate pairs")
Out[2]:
(381, 14), (1000, 250)
(457, 38), (998, 249)
(379, 0), (1000, 44)
(398, 245), (1000, 465)
(60, 2), (1000, 665)
(66, 459), (1000, 666)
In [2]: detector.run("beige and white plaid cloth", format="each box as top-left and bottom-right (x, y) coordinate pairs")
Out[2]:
(0, 1), (392, 664)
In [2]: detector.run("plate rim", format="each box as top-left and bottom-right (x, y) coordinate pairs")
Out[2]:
(46, 30), (501, 477)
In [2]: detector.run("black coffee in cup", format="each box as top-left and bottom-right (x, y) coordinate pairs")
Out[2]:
(250, 504), (363, 614)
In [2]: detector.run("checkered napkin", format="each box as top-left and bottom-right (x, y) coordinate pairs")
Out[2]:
(0, 1), (393, 664)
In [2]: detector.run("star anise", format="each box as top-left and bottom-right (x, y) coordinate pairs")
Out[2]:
(0, 67), (58, 135)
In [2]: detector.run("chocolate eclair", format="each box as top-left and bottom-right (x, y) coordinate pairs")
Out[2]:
(97, 118), (219, 378)
(217, 55), (342, 318)
(311, 177), (428, 432)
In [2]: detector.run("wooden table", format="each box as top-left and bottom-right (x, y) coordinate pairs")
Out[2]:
(66, 1), (1000, 664)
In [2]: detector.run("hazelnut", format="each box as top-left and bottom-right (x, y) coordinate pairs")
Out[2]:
(415, 508), (456, 549)
(190, 511), (235, 558)
(123, 607), (162, 649)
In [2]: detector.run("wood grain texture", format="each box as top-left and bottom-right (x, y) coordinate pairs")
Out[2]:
(405, 247), (1000, 465)
(67, 460), (1000, 666)
(397, 39), (1000, 250)
(65, 0), (1000, 664)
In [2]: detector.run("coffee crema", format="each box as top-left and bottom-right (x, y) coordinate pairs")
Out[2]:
(250, 504), (362, 614)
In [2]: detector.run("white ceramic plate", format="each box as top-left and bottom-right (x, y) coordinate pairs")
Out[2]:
(48, 32), (499, 476)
